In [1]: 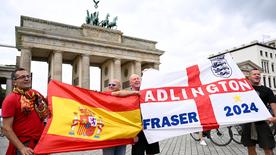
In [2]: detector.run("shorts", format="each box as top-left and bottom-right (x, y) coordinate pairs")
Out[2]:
(241, 121), (275, 149)
(131, 131), (160, 155)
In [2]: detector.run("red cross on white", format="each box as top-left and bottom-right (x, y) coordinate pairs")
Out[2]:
(140, 54), (272, 144)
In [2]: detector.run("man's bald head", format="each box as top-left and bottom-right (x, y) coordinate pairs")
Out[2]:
(129, 74), (141, 91)
(108, 79), (121, 92)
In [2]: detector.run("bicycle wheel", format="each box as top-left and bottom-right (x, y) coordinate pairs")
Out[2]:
(190, 132), (201, 141)
(209, 127), (232, 146)
(231, 125), (242, 144)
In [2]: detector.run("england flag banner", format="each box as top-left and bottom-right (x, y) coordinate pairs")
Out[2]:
(140, 53), (272, 144)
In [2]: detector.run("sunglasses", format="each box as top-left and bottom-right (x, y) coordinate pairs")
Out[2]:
(15, 75), (32, 80)
(108, 83), (116, 87)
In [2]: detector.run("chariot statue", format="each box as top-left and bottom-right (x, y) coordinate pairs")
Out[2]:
(107, 16), (118, 29)
(91, 11), (99, 25)
(100, 13), (110, 27)
(85, 10), (99, 26)
(85, 0), (118, 29)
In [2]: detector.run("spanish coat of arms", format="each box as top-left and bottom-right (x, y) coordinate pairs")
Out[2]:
(69, 106), (104, 138)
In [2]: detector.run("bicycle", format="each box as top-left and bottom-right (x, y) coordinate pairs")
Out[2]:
(190, 127), (232, 146)
(190, 125), (242, 146)
(231, 125), (242, 144)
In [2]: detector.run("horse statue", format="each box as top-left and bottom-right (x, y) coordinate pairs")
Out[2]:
(99, 13), (110, 28)
(86, 10), (91, 24)
(91, 11), (99, 26)
(107, 16), (118, 29)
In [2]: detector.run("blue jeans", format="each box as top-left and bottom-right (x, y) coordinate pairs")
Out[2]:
(103, 145), (126, 155)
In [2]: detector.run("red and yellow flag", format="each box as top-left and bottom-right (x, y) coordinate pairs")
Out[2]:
(34, 80), (142, 154)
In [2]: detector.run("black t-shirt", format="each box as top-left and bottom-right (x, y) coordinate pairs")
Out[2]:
(253, 85), (276, 109)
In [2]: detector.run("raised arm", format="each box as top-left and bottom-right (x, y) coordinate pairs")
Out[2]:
(111, 90), (140, 96)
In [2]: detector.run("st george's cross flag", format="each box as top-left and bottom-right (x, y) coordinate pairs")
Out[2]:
(140, 53), (272, 144)
(34, 80), (142, 154)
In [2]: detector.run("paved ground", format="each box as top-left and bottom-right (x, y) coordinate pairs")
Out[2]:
(1, 134), (275, 155)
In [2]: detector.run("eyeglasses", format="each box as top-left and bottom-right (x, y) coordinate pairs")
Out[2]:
(108, 83), (116, 87)
(15, 75), (32, 80)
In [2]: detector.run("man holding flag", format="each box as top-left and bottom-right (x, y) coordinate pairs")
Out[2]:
(102, 79), (128, 155)
(241, 69), (276, 155)
(129, 74), (160, 155)
(2, 68), (49, 155)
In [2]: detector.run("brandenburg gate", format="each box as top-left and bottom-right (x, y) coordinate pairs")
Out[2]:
(16, 16), (164, 90)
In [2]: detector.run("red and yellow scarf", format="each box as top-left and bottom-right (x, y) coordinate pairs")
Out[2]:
(13, 87), (50, 120)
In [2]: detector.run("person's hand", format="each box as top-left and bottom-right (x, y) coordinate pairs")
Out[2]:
(133, 91), (140, 96)
(267, 117), (276, 124)
(19, 146), (34, 155)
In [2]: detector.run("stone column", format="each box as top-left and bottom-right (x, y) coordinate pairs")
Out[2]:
(5, 78), (12, 96)
(19, 47), (32, 72)
(48, 51), (63, 81)
(134, 61), (141, 76)
(81, 54), (90, 89)
(113, 58), (121, 80)
(72, 56), (80, 87)
(101, 59), (113, 90)
(72, 55), (90, 89)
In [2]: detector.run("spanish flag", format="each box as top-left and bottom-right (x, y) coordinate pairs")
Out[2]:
(34, 80), (142, 154)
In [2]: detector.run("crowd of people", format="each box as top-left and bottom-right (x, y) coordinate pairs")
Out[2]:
(1, 67), (276, 155)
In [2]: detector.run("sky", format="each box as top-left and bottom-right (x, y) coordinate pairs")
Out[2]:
(1, 0), (276, 95)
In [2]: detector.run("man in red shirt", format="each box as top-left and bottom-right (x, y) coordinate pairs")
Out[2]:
(2, 68), (48, 155)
